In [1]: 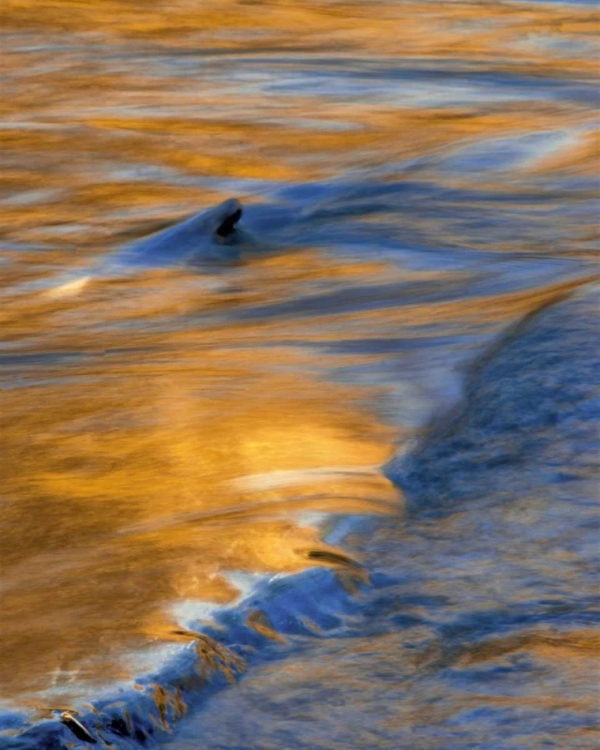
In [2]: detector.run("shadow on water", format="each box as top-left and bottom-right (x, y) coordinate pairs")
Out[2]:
(1, 0), (599, 747)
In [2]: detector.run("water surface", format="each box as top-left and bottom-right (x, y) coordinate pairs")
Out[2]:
(1, 1), (598, 747)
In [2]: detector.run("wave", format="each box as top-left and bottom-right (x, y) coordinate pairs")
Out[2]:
(4, 276), (597, 749)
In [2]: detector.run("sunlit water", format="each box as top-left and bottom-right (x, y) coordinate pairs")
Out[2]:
(1, 1), (598, 748)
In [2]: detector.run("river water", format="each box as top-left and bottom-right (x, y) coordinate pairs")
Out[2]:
(1, 1), (598, 748)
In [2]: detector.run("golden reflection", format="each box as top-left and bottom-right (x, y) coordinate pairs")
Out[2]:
(246, 611), (288, 644)
(453, 628), (600, 667)
(2, 0), (598, 253)
(2, 0), (598, 720)
(3, 1), (598, 70)
(529, 128), (600, 176)
(1, 237), (594, 705)
(151, 684), (187, 730)
(0, 265), (402, 703)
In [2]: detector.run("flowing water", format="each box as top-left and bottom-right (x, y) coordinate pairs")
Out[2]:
(1, 1), (599, 748)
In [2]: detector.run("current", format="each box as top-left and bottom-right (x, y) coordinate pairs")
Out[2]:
(1, 1), (598, 748)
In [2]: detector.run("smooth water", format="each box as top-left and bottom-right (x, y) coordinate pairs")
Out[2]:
(1, 1), (598, 748)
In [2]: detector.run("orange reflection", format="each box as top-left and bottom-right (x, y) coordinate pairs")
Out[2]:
(0, 280), (401, 703)
(1, 0), (598, 719)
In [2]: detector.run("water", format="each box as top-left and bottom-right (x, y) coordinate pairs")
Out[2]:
(1, 1), (598, 748)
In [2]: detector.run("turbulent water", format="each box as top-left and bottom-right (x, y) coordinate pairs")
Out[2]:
(1, 1), (598, 748)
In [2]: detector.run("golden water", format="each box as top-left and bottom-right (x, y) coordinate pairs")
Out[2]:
(1, 0), (598, 745)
